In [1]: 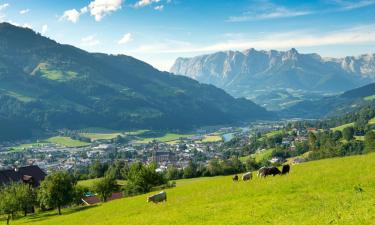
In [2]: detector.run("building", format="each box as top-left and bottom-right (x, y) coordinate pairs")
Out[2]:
(0, 165), (46, 188)
(152, 151), (176, 165)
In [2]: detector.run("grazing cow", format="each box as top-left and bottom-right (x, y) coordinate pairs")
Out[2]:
(232, 174), (239, 181)
(259, 167), (282, 177)
(147, 191), (167, 203)
(257, 167), (267, 177)
(242, 172), (252, 181)
(265, 167), (281, 177)
(281, 164), (290, 175)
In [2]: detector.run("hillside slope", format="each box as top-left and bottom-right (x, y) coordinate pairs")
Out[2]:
(0, 23), (271, 140)
(11, 153), (375, 225)
(281, 82), (375, 118)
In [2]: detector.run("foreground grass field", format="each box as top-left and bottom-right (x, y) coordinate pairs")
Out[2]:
(10, 153), (375, 225)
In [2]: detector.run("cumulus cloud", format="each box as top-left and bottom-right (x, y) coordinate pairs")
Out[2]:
(134, 0), (160, 8)
(118, 33), (133, 44)
(41, 24), (48, 35)
(61, 0), (123, 23)
(87, 0), (123, 21)
(19, 9), (30, 15)
(81, 35), (100, 46)
(154, 5), (164, 11)
(60, 9), (81, 23)
(0, 3), (9, 11)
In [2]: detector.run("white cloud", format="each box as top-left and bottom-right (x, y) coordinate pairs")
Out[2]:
(134, 0), (161, 8)
(87, 0), (123, 21)
(227, 1), (313, 22)
(81, 35), (100, 46)
(41, 24), (48, 35)
(0, 3), (9, 11)
(118, 33), (133, 44)
(19, 9), (30, 15)
(22, 23), (32, 29)
(334, 0), (375, 10)
(60, 9), (81, 23)
(61, 0), (123, 23)
(154, 5), (164, 11)
(129, 24), (375, 55)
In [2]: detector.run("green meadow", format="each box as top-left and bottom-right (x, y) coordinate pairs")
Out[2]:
(10, 153), (375, 225)
(331, 122), (354, 132)
(45, 136), (90, 147)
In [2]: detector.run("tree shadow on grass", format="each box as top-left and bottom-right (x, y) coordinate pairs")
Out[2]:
(20, 205), (99, 223)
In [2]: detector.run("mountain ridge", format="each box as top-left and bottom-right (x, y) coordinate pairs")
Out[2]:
(170, 48), (375, 101)
(0, 23), (272, 141)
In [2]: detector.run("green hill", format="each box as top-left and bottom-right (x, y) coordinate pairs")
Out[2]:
(10, 153), (375, 225)
(281, 82), (375, 119)
(0, 23), (272, 141)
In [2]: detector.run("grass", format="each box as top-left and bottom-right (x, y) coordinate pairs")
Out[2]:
(135, 133), (194, 144)
(364, 94), (375, 101)
(200, 135), (222, 143)
(34, 63), (77, 82)
(331, 123), (354, 132)
(46, 136), (90, 147)
(80, 133), (123, 141)
(9, 153), (375, 225)
(369, 117), (375, 125)
(253, 148), (274, 162)
(265, 130), (284, 138)
(77, 179), (126, 189)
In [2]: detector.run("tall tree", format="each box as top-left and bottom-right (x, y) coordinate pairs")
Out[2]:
(343, 127), (355, 141)
(37, 172), (75, 215)
(93, 176), (117, 202)
(365, 130), (375, 153)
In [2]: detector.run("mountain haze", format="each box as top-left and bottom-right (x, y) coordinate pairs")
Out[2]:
(0, 23), (272, 140)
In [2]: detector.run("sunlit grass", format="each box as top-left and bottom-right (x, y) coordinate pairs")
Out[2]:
(9, 153), (375, 225)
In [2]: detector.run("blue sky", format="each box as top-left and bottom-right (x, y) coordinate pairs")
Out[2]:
(0, 0), (375, 70)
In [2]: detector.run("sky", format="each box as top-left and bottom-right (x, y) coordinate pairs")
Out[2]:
(0, 0), (375, 71)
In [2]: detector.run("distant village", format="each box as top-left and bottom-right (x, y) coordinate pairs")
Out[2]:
(0, 120), (312, 174)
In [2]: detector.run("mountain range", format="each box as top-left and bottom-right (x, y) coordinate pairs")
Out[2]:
(170, 48), (375, 109)
(0, 23), (272, 141)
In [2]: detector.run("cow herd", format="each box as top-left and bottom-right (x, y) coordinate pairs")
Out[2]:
(147, 165), (291, 203)
(234, 164), (290, 181)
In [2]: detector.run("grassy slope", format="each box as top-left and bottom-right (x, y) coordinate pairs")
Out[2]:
(13, 153), (375, 225)
(331, 123), (354, 132)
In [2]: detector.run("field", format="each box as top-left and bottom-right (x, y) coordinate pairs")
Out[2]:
(200, 135), (222, 143)
(369, 117), (375, 125)
(9, 153), (375, 225)
(78, 179), (127, 189)
(135, 133), (194, 144)
(364, 95), (375, 101)
(331, 123), (354, 132)
(45, 136), (90, 147)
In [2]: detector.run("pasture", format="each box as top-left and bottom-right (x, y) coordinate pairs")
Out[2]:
(45, 136), (90, 147)
(10, 153), (375, 225)
(331, 122), (354, 132)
